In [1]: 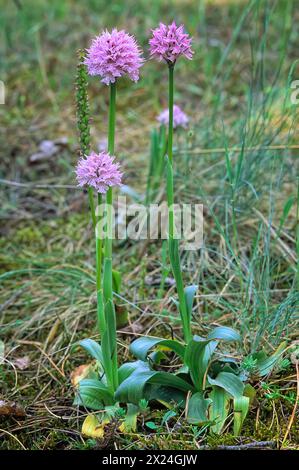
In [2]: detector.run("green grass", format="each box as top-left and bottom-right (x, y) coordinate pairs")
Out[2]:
(0, 0), (298, 450)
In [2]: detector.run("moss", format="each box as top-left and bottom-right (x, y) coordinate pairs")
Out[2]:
(206, 433), (237, 448)
(14, 225), (45, 246)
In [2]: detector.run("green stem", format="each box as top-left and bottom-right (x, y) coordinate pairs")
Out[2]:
(168, 66), (174, 240)
(166, 64), (191, 343)
(168, 66), (174, 164)
(102, 82), (118, 392)
(103, 187), (113, 301)
(96, 193), (102, 291)
(104, 82), (116, 301)
(108, 83), (116, 154)
(88, 187), (96, 229)
(96, 193), (106, 335)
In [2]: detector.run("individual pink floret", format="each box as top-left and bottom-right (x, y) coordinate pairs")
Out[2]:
(149, 21), (193, 64)
(76, 151), (122, 194)
(84, 29), (144, 85)
(157, 105), (189, 129)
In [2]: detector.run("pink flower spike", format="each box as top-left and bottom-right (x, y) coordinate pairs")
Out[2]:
(76, 151), (122, 194)
(157, 104), (189, 129)
(84, 29), (144, 85)
(149, 21), (194, 64)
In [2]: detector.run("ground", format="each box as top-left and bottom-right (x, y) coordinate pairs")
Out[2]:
(0, 0), (298, 450)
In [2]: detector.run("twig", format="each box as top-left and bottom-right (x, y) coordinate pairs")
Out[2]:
(176, 144), (299, 155)
(0, 179), (78, 190)
(0, 428), (27, 450)
(199, 440), (276, 450)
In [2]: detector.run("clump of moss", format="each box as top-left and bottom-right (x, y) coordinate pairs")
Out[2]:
(130, 433), (196, 450)
(14, 225), (45, 246)
(206, 433), (237, 448)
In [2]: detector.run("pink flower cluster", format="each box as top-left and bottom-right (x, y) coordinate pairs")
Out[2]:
(77, 23), (195, 192)
(84, 29), (144, 85)
(157, 105), (189, 129)
(149, 21), (193, 64)
(76, 151), (122, 194)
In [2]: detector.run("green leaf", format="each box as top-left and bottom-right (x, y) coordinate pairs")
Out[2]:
(112, 269), (121, 294)
(119, 404), (139, 433)
(167, 237), (180, 281)
(278, 196), (295, 232)
(233, 395), (250, 436)
(76, 338), (103, 365)
(118, 360), (150, 384)
(161, 410), (177, 426)
(208, 372), (244, 398)
(168, 235), (191, 341)
(96, 289), (106, 338)
(243, 383), (256, 404)
(209, 386), (231, 434)
(74, 379), (114, 409)
(185, 337), (218, 391)
(146, 421), (158, 430)
(103, 404), (123, 420)
(101, 329), (112, 390)
(254, 342), (287, 377)
(144, 371), (193, 399)
(130, 336), (185, 361)
(115, 369), (193, 405)
(184, 285), (197, 320)
(101, 300), (118, 391)
(207, 326), (241, 342)
(187, 392), (212, 424)
(147, 385), (187, 407)
(148, 350), (167, 364)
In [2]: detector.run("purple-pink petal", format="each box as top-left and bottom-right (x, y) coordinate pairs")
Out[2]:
(149, 21), (194, 64)
(76, 151), (123, 194)
(157, 105), (189, 129)
(84, 29), (144, 85)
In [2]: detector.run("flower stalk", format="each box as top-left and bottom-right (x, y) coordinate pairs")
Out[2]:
(166, 64), (191, 343)
(103, 83), (116, 302)
(149, 21), (194, 343)
(102, 82), (118, 391)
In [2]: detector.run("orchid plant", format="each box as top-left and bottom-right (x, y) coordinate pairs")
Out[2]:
(73, 32), (145, 431)
(83, 29), (143, 397)
(149, 21), (195, 343)
(73, 24), (286, 438)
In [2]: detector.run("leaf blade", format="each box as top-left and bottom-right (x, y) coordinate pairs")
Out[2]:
(74, 378), (114, 409)
(208, 372), (244, 399)
(187, 392), (212, 424)
(184, 337), (218, 391)
(76, 338), (103, 365)
(130, 336), (185, 361)
(207, 326), (241, 342)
